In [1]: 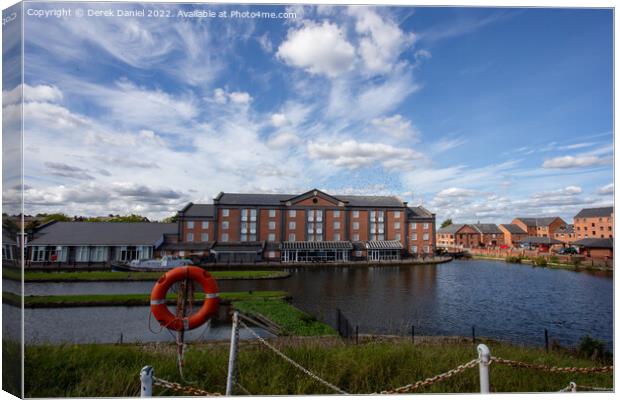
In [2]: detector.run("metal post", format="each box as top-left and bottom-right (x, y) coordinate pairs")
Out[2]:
(140, 365), (153, 397)
(355, 325), (359, 345)
(411, 325), (415, 344)
(477, 344), (490, 394)
(226, 311), (240, 396)
(472, 326), (476, 343)
(544, 329), (549, 352)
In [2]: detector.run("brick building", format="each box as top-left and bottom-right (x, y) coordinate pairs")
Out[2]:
(511, 217), (567, 238)
(499, 224), (528, 247)
(173, 189), (436, 262)
(573, 207), (613, 240)
(437, 223), (503, 249)
(553, 224), (576, 244)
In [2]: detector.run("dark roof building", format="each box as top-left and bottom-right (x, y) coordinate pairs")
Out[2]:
(212, 190), (407, 208)
(499, 224), (527, 234)
(28, 222), (176, 246)
(574, 207), (614, 219)
(437, 224), (467, 234)
(472, 224), (502, 234)
(514, 217), (562, 227)
(572, 238), (613, 249)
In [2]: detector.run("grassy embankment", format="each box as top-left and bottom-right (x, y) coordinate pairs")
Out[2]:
(2, 291), (289, 308)
(2, 267), (290, 282)
(20, 339), (613, 397)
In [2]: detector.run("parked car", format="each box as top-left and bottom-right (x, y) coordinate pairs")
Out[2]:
(557, 247), (578, 255)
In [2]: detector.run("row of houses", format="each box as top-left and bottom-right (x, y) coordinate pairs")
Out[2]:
(5, 189), (438, 267)
(436, 207), (614, 258)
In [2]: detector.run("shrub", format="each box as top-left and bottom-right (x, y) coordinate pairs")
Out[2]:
(505, 256), (522, 264)
(533, 256), (547, 266)
(578, 335), (611, 362)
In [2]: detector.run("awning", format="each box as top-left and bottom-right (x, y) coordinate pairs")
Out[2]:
(280, 241), (353, 250)
(212, 242), (264, 253)
(366, 240), (403, 250)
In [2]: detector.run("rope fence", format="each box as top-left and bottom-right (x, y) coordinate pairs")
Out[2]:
(139, 315), (613, 397)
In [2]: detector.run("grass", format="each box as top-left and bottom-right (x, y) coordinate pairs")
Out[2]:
(21, 339), (613, 397)
(3, 291), (289, 308)
(2, 267), (290, 282)
(233, 299), (337, 336)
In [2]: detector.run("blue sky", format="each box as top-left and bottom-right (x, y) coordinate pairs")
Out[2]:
(4, 3), (613, 222)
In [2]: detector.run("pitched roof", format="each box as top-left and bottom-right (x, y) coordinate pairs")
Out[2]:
(182, 204), (215, 218)
(28, 222), (176, 246)
(407, 206), (433, 219)
(572, 238), (613, 249)
(472, 224), (502, 234)
(437, 224), (467, 234)
(499, 224), (527, 234)
(554, 225), (574, 234)
(574, 207), (614, 219)
(517, 236), (563, 245)
(514, 217), (563, 227)
(213, 191), (407, 208)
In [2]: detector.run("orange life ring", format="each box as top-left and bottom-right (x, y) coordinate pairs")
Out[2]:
(150, 266), (219, 331)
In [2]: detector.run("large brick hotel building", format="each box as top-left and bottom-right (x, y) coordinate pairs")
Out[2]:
(173, 189), (436, 263)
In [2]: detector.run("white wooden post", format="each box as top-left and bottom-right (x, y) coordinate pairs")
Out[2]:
(570, 382), (577, 392)
(477, 344), (490, 393)
(226, 311), (240, 396)
(140, 365), (153, 397)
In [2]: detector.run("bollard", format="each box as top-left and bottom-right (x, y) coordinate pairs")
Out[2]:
(477, 344), (490, 394)
(140, 365), (153, 397)
(226, 311), (240, 396)
(570, 382), (576, 392)
(544, 329), (549, 352)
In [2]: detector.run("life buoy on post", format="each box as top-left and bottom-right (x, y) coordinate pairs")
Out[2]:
(150, 266), (219, 331)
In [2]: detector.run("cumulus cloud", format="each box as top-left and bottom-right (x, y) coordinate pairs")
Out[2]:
(371, 114), (419, 140)
(3, 83), (63, 106)
(276, 21), (356, 77)
(307, 139), (421, 169)
(598, 183), (614, 195)
(212, 88), (252, 105)
(349, 7), (415, 74)
(267, 132), (301, 148)
(542, 155), (611, 169)
(270, 113), (288, 127)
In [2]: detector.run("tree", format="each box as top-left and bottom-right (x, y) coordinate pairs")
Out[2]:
(441, 218), (453, 229)
(161, 213), (179, 223)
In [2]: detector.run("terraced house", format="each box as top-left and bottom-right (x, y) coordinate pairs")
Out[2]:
(171, 189), (436, 263)
(436, 223), (503, 249)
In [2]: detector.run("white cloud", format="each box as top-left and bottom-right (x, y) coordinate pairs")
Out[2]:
(270, 113), (288, 127)
(3, 83), (63, 106)
(349, 7), (415, 74)
(532, 186), (582, 198)
(598, 183), (614, 195)
(276, 21), (356, 77)
(267, 132), (301, 148)
(307, 139), (421, 169)
(414, 49), (432, 61)
(212, 88), (252, 105)
(371, 114), (419, 140)
(257, 33), (273, 53)
(436, 187), (479, 197)
(542, 155), (611, 169)
(213, 88), (228, 104)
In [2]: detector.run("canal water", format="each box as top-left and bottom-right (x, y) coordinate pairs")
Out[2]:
(6, 259), (613, 348)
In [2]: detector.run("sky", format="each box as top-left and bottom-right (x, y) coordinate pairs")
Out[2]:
(2, 2), (614, 223)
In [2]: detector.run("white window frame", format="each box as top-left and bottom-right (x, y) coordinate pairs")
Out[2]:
(288, 233), (296, 241)
(222, 221), (229, 230)
(289, 210), (296, 218)
(187, 233), (194, 242)
(269, 209), (276, 218)
(333, 210), (340, 218)
(352, 210), (359, 218)
(202, 221), (209, 229)
(268, 233), (276, 241)
(353, 222), (360, 230)
(334, 221), (340, 230)
(394, 221), (400, 229)
(221, 233), (229, 242)
(268, 221), (276, 230)
(222, 209), (230, 217)
(289, 221), (296, 230)
(201, 233), (209, 242)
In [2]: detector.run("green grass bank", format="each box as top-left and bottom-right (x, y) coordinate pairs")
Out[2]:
(232, 299), (336, 336)
(22, 339), (612, 397)
(2, 291), (289, 308)
(2, 267), (290, 282)
(470, 255), (613, 273)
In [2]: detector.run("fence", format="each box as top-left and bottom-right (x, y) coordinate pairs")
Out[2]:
(470, 248), (612, 268)
(336, 308), (354, 340)
(139, 313), (613, 396)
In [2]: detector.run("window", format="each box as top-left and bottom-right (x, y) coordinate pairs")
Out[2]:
(241, 209), (248, 221)
(316, 235), (323, 241)
(370, 210), (376, 219)
(269, 209), (276, 218)
(394, 211), (400, 218)
(268, 251), (276, 258)
(268, 221), (276, 230)
(423, 233), (429, 241)
(353, 222), (359, 230)
(288, 233), (296, 241)
(76, 246), (89, 262)
(221, 233), (229, 242)
(378, 224), (384, 234)
(222, 221), (229, 230)
(289, 210), (296, 218)
(222, 209), (229, 217)
(395, 233), (401, 241)
(411, 223), (417, 229)
(352, 210), (359, 218)
(333, 210), (340, 218)
(241, 222), (248, 234)
(201, 233), (209, 242)
(411, 245), (418, 254)
(250, 209), (257, 221)
(307, 222), (314, 233)
(289, 221), (296, 230)
(316, 223), (323, 234)
(316, 210), (323, 221)
(334, 233), (340, 241)
(394, 221), (400, 229)
(334, 221), (340, 230)
(187, 233), (194, 242)
(91, 247), (107, 262)
(307, 210), (314, 220)
(378, 234), (385, 240)
(202, 221), (209, 229)
(378, 211), (384, 222)
(412, 233), (417, 240)
(186, 221), (194, 229)
(268, 233), (276, 241)
(424, 246), (430, 253)
(423, 223), (429, 230)
(353, 234), (360, 241)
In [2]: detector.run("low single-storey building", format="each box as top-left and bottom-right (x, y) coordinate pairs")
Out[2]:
(517, 236), (563, 252)
(26, 221), (177, 267)
(572, 238), (613, 259)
